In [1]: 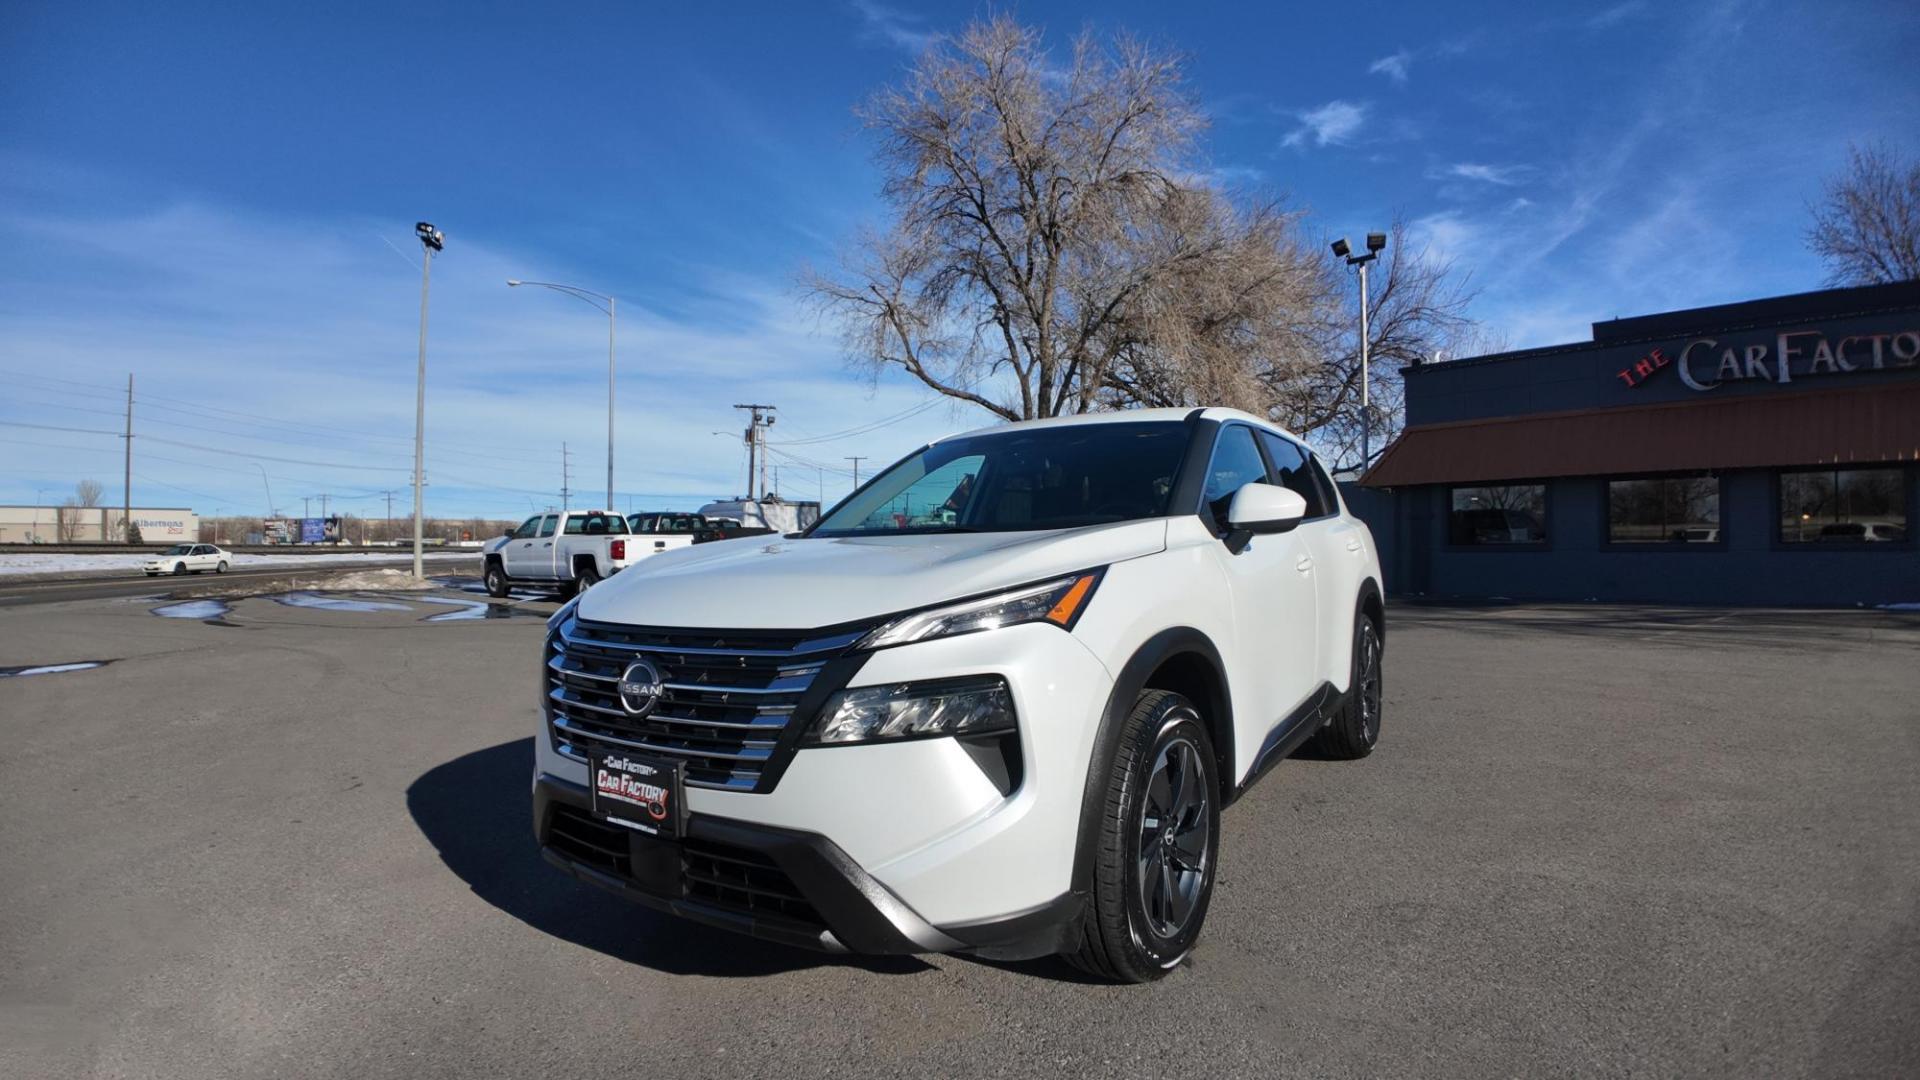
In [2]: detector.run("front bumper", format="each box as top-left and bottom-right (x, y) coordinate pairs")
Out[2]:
(534, 620), (1116, 955)
(534, 772), (1082, 957)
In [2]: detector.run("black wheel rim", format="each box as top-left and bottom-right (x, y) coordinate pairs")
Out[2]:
(1358, 623), (1382, 743)
(1136, 733), (1210, 939)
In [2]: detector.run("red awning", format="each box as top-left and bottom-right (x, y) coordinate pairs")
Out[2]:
(1362, 381), (1920, 487)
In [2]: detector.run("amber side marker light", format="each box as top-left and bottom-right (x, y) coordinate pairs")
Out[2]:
(1046, 574), (1098, 625)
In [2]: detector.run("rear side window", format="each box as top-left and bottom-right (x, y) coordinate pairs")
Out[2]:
(563, 513), (626, 535)
(1258, 432), (1331, 518)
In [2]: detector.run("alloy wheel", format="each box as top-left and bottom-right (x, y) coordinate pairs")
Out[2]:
(1358, 622), (1382, 742)
(1136, 733), (1211, 939)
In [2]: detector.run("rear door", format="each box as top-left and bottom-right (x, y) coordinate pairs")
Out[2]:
(1200, 424), (1321, 751)
(1259, 433), (1354, 686)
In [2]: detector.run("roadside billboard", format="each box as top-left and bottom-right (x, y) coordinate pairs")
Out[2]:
(300, 518), (325, 543)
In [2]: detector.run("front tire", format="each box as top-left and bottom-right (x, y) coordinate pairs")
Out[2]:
(483, 561), (510, 599)
(171, 563), (187, 576)
(1308, 613), (1383, 760)
(1067, 690), (1220, 983)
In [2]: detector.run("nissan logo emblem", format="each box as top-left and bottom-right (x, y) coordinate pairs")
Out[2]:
(616, 659), (664, 717)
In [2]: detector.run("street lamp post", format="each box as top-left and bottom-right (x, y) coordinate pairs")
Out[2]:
(1331, 232), (1387, 471)
(413, 222), (444, 580)
(508, 280), (617, 510)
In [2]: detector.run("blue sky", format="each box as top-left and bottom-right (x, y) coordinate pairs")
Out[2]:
(2, 0), (1915, 519)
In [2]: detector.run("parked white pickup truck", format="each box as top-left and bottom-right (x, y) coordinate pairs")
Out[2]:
(481, 510), (635, 598)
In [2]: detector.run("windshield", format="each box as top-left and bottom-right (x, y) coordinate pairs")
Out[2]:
(812, 420), (1190, 537)
(162, 544), (192, 555)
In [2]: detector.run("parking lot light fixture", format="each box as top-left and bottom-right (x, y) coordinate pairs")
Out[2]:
(1331, 232), (1386, 470)
(507, 279), (619, 511)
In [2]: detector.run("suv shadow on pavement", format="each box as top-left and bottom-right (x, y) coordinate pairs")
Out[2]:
(406, 737), (932, 979)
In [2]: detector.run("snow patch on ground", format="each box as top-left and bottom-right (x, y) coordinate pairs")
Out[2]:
(1879, 602), (1920, 611)
(270, 592), (414, 613)
(0, 552), (469, 579)
(278, 569), (439, 592)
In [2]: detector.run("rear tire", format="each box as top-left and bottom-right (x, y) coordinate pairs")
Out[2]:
(574, 562), (602, 592)
(483, 561), (510, 599)
(1066, 690), (1220, 984)
(1308, 614), (1383, 760)
(216, 561), (228, 574)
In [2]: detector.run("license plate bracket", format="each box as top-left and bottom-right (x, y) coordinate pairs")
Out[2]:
(588, 749), (684, 839)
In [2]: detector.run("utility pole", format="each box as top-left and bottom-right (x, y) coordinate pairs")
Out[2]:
(303, 496), (312, 519)
(412, 222), (445, 580)
(382, 490), (396, 543)
(733, 404), (776, 500)
(846, 456), (866, 490)
(319, 493), (330, 521)
(122, 374), (133, 543)
(560, 443), (573, 512)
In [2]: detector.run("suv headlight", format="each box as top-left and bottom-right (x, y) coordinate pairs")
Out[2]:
(807, 676), (1015, 745)
(856, 571), (1101, 650)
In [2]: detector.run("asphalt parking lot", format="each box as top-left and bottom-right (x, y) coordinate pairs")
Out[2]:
(2, 581), (1916, 1079)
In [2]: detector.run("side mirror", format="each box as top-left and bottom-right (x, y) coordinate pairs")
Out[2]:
(1227, 483), (1307, 537)
(502, 529), (514, 538)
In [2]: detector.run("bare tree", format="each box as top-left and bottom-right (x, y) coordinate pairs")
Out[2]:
(74, 479), (104, 508)
(809, 17), (1235, 419)
(810, 15), (1477, 466)
(1806, 142), (1920, 286)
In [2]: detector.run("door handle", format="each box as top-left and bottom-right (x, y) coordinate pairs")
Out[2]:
(1345, 540), (1363, 553)
(542, 542), (553, 547)
(1295, 555), (1313, 573)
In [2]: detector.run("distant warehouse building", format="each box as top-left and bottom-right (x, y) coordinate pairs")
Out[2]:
(0, 505), (199, 544)
(1355, 281), (1920, 606)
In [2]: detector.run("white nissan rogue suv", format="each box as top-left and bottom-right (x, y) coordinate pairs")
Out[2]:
(532, 407), (1384, 982)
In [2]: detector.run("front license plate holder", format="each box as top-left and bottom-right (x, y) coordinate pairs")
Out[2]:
(588, 749), (684, 840)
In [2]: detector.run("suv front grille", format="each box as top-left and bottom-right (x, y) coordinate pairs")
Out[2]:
(545, 617), (866, 792)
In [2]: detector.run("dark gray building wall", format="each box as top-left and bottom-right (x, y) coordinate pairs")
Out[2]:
(1378, 470), (1920, 606)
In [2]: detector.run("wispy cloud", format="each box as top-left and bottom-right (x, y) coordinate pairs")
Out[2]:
(1431, 162), (1531, 186)
(848, 0), (938, 54)
(1367, 49), (1413, 83)
(1367, 50), (1412, 84)
(1584, 1), (1649, 29)
(1281, 101), (1368, 149)
(0, 201), (949, 513)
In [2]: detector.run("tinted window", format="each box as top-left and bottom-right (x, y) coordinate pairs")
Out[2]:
(564, 512), (625, 535)
(1779, 467), (1907, 543)
(812, 421), (1189, 536)
(1309, 456), (1342, 515)
(512, 516), (541, 539)
(1449, 485), (1547, 545)
(1258, 431), (1330, 518)
(1608, 476), (1720, 543)
(536, 515), (558, 538)
(1205, 425), (1269, 530)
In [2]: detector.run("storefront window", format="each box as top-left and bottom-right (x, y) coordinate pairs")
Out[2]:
(1608, 476), (1721, 543)
(1448, 485), (1547, 545)
(1779, 467), (1908, 543)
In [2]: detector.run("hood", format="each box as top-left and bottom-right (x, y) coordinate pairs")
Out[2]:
(576, 519), (1168, 629)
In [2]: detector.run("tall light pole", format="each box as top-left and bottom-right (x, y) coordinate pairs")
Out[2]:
(1331, 232), (1387, 471)
(252, 464), (275, 521)
(414, 222), (444, 580)
(507, 279), (617, 509)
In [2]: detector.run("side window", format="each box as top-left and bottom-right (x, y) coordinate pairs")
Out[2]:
(1309, 456), (1342, 516)
(1204, 425), (1268, 530)
(536, 514), (559, 538)
(512, 516), (541, 539)
(1258, 432), (1330, 518)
